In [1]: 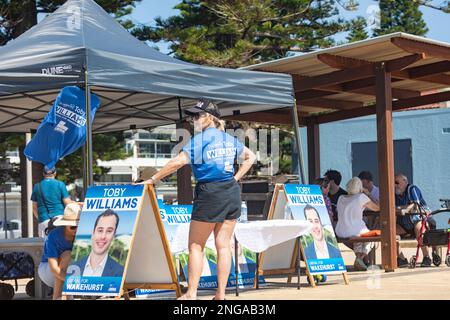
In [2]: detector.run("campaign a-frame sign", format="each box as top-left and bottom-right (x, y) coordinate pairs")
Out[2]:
(62, 184), (181, 299)
(257, 184), (348, 287)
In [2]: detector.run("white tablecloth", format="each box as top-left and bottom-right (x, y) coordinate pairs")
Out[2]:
(170, 219), (312, 254)
(234, 219), (312, 253)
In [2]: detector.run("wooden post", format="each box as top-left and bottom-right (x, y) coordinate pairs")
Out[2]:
(375, 62), (397, 272)
(176, 121), (193, 204)
(31, 161), (43, 237)
(306, 120), (320, 183)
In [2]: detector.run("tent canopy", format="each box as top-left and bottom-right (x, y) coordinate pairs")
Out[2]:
(0, 0), (294, 133)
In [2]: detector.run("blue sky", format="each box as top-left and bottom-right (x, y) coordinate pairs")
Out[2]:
(128, 0), (450, 54)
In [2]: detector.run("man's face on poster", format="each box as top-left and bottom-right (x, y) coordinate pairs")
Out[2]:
(92, 215), (117, 256)
(305, 208), (323, 242)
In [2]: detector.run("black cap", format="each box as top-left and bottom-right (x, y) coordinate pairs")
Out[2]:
(184, 99), (221, 118)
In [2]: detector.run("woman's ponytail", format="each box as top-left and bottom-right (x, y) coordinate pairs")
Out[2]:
(212, 116), (225, 131)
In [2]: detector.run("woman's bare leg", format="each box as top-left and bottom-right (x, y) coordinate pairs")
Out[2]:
(179, 220), (215, 300)
(213, 219), (237, 300)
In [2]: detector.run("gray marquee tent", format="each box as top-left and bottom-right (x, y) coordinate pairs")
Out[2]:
(0, 0), (302, 186)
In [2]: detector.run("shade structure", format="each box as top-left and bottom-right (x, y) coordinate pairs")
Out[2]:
(0, 0), (294, 133)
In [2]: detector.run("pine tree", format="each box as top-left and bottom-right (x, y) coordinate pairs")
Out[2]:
(132, 0), (357, 68)
(373, 0), (428, 36)
(346, 16), (369, 42)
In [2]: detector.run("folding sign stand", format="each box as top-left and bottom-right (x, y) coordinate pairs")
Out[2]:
(62, 184), (181, 300)
(122, 185), (181, 299)
(254, 184), (349, 289)
(252, 184), (305, 289)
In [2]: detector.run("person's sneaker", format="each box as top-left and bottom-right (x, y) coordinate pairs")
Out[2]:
(354, 258), (368, 271)
(421, 256), (432, 267)
(397, 256), (409, 268)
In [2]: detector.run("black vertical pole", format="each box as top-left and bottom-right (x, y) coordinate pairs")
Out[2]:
(84, 69), (93, 190)
(3, 190), (7, 239)
(297, 237), (301, 290)
(255, 252), (259, 289)
(291, 98), (306, 184)
(234, 236), (239, 296)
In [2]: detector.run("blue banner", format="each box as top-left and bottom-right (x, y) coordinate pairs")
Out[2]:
(24, 86), (100, 169)
(284, 184), (347, 275)
(63, 276), (122, 296)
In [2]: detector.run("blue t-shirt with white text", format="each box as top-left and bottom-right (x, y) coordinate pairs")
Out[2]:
(182, 127), (244, 183)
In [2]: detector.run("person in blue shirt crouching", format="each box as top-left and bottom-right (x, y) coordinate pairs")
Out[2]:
(140, 99), (256, 300)
(38, 202), (81, 299)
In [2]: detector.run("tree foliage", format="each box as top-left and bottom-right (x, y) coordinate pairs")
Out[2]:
(374, 0), (428, 36)
(346, 16), (368, 42)
(132, 0), (359, 68)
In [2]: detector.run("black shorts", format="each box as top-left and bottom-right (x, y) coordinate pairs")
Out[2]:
(192, 179), (241, 223)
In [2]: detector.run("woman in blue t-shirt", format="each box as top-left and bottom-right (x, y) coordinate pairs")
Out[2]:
(141, 99), (256, 300)
(38, 203), (81, 299)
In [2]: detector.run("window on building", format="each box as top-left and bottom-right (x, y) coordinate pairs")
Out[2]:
(351, 139), (413, 185)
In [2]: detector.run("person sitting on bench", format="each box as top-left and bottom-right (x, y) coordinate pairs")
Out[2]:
(394, 173), (437, 268)
(336, 177), (380, 271)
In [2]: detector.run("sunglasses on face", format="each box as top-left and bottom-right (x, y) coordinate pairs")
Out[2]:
(69, 226), (78, 230)
(192, 112), (207, 120)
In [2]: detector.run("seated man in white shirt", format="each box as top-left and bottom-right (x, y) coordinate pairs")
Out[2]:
(72, 209), (124, 277)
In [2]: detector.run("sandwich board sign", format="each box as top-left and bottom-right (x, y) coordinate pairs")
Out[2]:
(135, 201), (263, 298)
(62, 184), (181, 299)
(259, 184), (348, 287)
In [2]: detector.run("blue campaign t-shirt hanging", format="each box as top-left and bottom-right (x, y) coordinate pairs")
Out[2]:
(24, 86), (100, 169)
(183, 127), (244, 183)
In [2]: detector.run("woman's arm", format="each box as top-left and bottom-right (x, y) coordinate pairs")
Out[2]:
(48, 258), (65, 281)
(141, 152), (190, 184)
(234, 147), (256, 182)
(364, 200), (380, 212)
(363, 188), (378, 204)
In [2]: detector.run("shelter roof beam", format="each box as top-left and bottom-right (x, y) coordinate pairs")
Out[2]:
(391, 37), (450, 60)
(312, 90), (450, 124)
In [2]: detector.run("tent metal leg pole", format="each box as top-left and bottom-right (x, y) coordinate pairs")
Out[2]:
(84, 69), (93, 189)
(26, 133), (33, 238)
(291, 99), (306, 184)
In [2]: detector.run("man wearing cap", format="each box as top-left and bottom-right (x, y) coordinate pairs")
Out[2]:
(140, 99), (256, 300)
(38, 202), (81, 300)
(31, 167), (72, 237)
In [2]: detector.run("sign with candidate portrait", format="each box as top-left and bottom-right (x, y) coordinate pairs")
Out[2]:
(63, 185), (181, 298)
(284, 184), (346, 275)
(136, 200), (262, 298)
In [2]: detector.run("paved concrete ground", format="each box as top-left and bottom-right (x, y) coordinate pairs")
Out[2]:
(3, 244), (449, 300)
